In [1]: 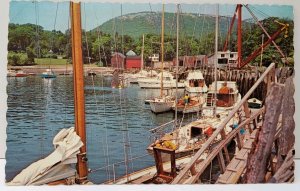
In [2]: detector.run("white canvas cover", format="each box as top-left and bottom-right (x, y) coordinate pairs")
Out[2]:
(8, 127), (83, 185)
(186, 70), (204, 80)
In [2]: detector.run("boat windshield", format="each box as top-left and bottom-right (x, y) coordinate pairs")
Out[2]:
(189, 79), (204, 87)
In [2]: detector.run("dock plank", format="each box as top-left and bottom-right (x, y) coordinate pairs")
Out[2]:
(216, 129), (258, 184)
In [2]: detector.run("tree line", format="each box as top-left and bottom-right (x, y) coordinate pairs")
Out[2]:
(7, 17), (293, 67)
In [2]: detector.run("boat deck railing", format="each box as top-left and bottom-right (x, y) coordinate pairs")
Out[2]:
(90, 153), (153, 184)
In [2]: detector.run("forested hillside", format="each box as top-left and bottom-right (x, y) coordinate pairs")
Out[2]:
(7, 13), (293, 66)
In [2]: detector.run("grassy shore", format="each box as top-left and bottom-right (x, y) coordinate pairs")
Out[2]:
(34, 58), (69, 65)
(34, 58), (99, 68)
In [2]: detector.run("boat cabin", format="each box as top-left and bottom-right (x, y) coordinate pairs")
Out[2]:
(207, 81), (239, 107)
(186, 70), (205, 88)
(157, 72), (174, 81)
(188, 79), (205, 88)
(187, 124), (214, 141)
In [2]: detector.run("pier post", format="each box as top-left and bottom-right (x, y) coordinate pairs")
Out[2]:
(217, 151), (226, 173)
(244, 83), (284, 183)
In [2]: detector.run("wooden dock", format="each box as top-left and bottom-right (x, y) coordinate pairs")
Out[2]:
(216, 129), (258, 184)
(170, 63), (295, 184)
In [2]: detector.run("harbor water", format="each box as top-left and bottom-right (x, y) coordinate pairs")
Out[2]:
(6, 75), (191, 184)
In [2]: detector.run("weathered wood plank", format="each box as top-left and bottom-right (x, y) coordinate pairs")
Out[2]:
(269, 149), (294, 183)
(278, 77), (295, 156)
(218, 151), (226, 173)
(244, 83), (284, 183)
(216, 129), (258, 184)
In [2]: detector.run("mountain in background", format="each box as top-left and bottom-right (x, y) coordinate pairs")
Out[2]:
(94, 11), (246, 39)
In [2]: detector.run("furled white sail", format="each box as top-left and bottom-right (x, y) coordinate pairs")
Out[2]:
(8, 127), (83, 185)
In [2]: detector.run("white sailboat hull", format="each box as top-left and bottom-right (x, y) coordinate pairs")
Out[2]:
(149, 101), (173, 113)
(138, 80), (184, 89)
(149, 96), (174, 113)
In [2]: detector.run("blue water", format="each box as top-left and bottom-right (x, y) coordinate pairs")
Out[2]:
(5, 75), (190, 184)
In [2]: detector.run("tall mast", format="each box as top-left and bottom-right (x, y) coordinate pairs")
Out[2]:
(121, 3), (124, 55)
(160, 3), (165, 97)
(141, 34), (145, 70)
(175, 4), (179, 126)
(213, 4), (219, 117)
(70, 2), (88, 183)
(237, 4), (242, 68)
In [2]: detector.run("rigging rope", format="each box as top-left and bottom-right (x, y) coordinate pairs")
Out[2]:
(34, 0), (41, 58)
(83, 3), (92, 73)
(191, 5), (202, 42)
(86, 3), (113, 180)
(64, 10), (71, 129)
(148, 3), (160, 35)
(92, 6), (109, 67)
(247, 4), (272, 20)
(198, 5), (207, 54)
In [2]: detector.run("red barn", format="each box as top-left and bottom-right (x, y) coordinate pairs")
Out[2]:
(125, 50), (141, 69)
(111, 52), (125, 69)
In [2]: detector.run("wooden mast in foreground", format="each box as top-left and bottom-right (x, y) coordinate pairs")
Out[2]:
(70, 2), (88, 183)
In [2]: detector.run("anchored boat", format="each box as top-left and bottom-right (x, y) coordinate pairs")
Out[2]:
(138, 71), (184, 89)
(8, 2), (89, 185)
(172, 95), (205, 114)
(40, 69), (56, 78)
(184, 70), (208, 96)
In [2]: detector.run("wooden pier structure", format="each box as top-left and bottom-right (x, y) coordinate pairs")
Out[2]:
(170, 63), (295, 184)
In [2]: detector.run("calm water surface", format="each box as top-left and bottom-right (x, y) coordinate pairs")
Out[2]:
(6, 75), (192, 184)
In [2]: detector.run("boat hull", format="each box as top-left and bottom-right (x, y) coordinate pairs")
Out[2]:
(15, 74), (28, 77)
(41, 74), (56, 79)
(138, 81), (184, 89)
(149, 101), (173, 113)
(185, 86), (208, 96)
(173, 104), (202, 114)
(146, 145), (202, 161)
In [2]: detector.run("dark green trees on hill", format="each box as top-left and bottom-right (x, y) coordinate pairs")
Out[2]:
(7, 15), (294, 67)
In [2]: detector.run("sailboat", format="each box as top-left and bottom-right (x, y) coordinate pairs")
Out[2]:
(137, 19), (184, 89)
(147, 4), (241, 159)
(148, 4), (176, 113)
(106, 5), (195, 184)
(40, 68), (56, 78)
(126, 34), (158, 84)
(8, 2), (89, 185)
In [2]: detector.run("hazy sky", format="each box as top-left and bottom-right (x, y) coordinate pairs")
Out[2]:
(9, 1), (293, 32)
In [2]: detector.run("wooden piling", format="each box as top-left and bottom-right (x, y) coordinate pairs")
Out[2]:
(276, 76), (295, 170)
(244, 83), (284, 183)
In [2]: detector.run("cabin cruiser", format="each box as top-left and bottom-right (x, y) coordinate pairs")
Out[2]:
(184, 70), (208, 96)
(138, 71), (184, 89)
(202, 81), (241, 116)
(148, 81), (241, 158)
(126, 70), (158, 84)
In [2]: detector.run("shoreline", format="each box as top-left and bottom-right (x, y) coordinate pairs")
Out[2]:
(8, 65), (115, 75)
